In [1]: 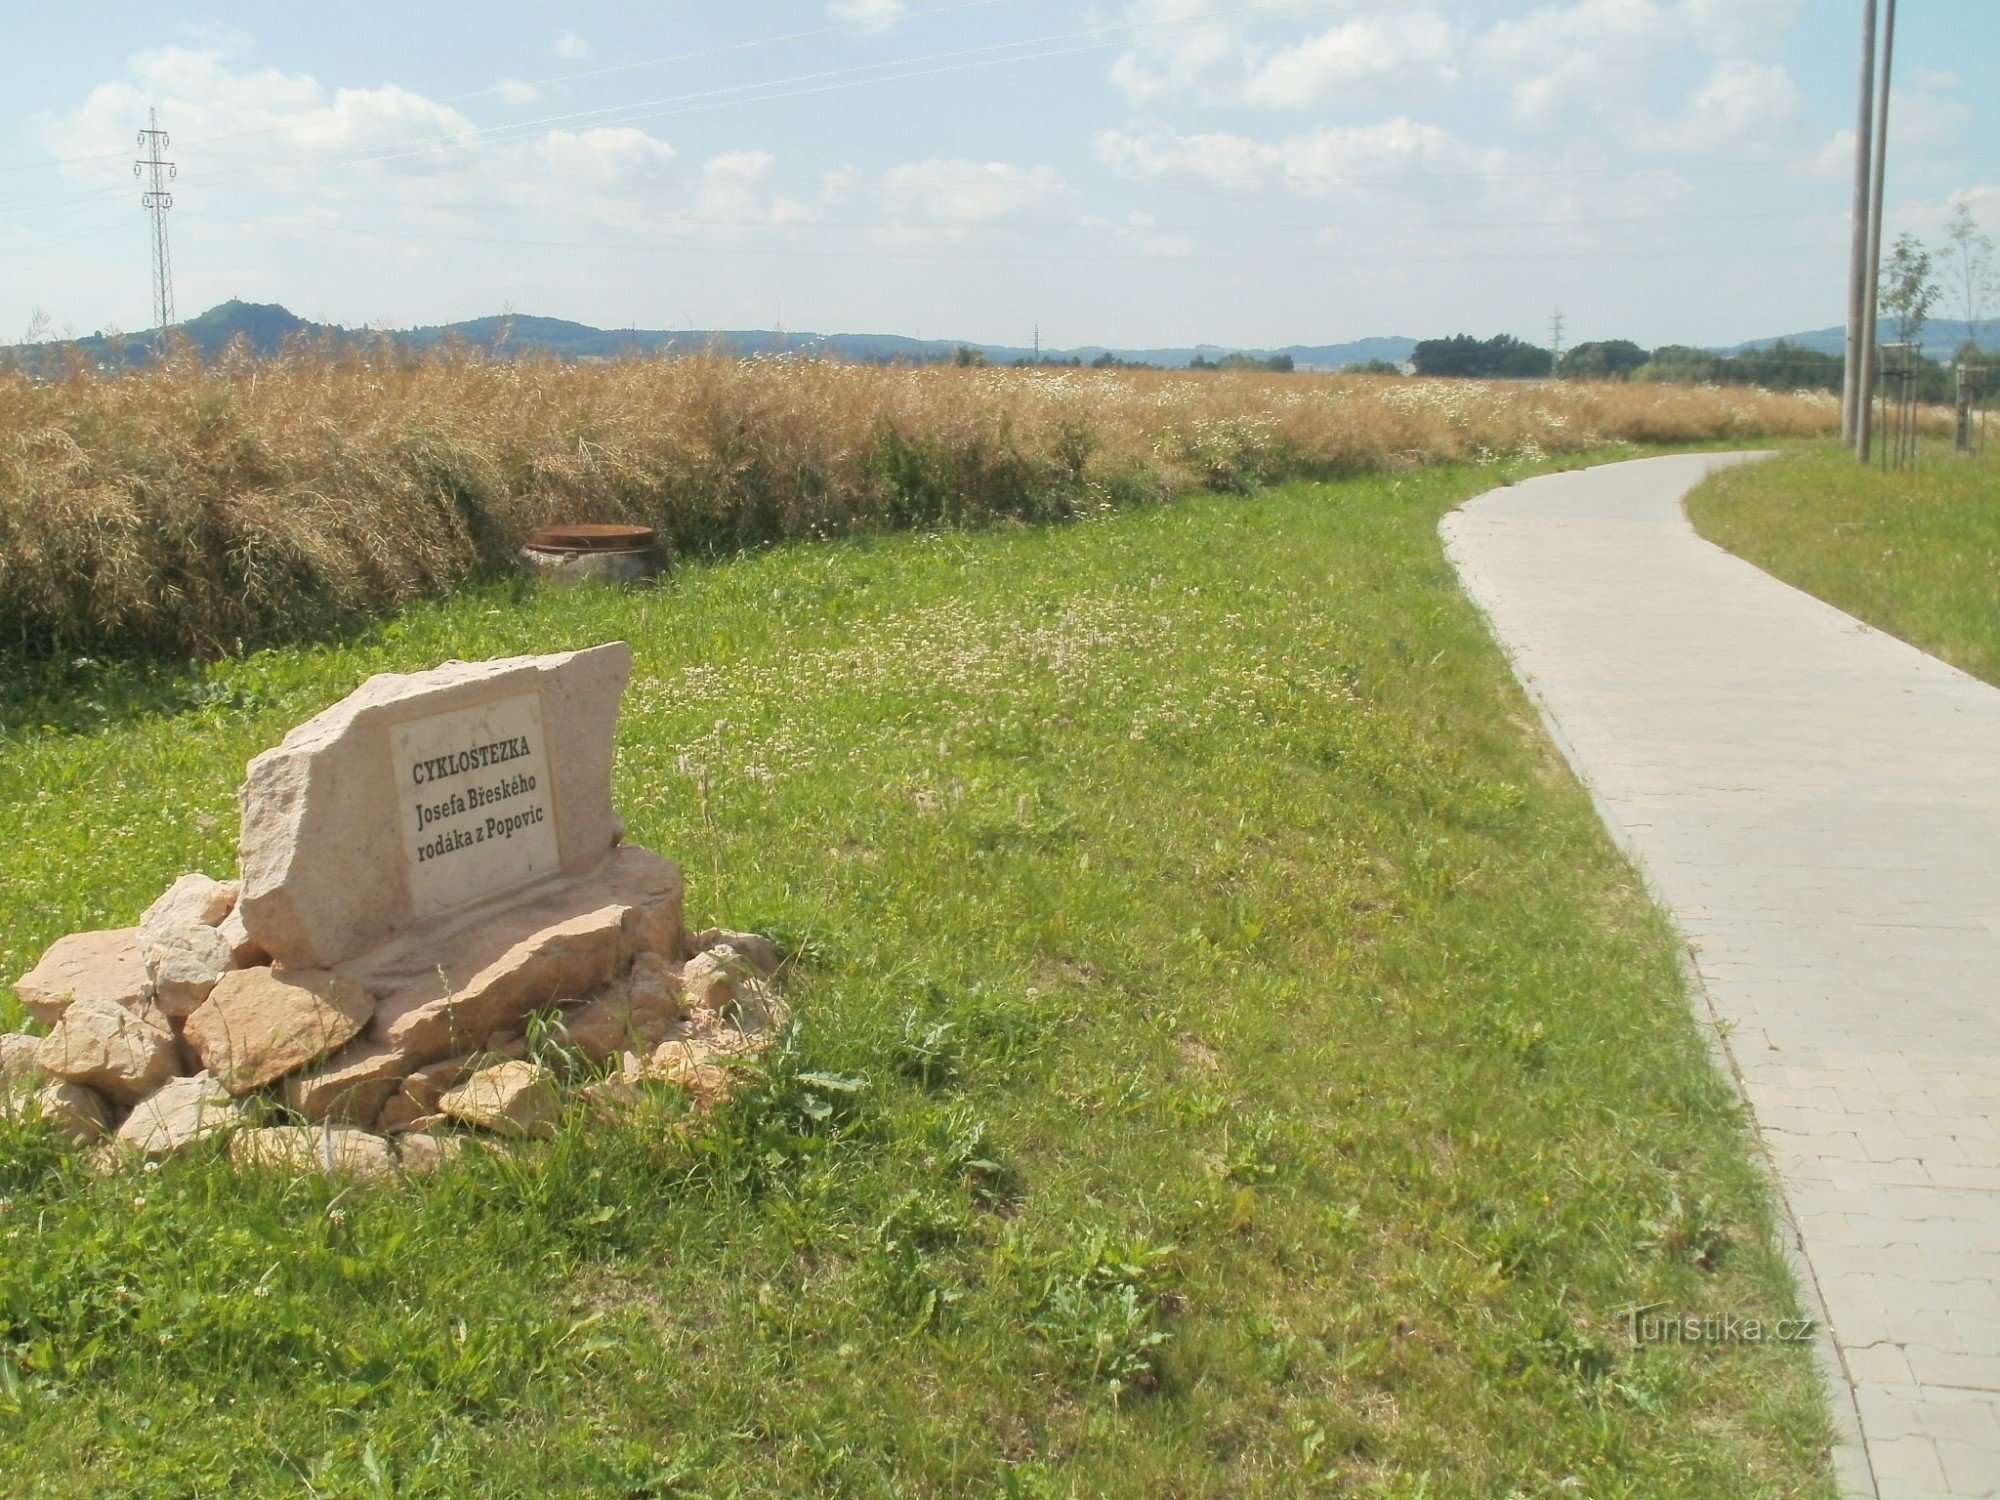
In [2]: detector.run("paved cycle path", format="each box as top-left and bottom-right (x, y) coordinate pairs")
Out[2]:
(1444, 453), (2000, 1499)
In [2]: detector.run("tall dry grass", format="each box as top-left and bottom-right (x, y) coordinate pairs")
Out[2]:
(0, 345), (1839, 659)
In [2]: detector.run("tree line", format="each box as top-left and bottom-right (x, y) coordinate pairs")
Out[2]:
(1411, 206), (1996, 398)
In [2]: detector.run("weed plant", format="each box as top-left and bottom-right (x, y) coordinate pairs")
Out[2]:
(0, 346), (1839, 660)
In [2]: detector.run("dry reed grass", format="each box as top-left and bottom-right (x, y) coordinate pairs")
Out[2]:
(0, 346), (1839, 658)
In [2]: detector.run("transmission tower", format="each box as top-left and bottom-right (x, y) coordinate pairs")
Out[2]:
(1548, 308), (1566, 374)
(134, 108), (177, 338)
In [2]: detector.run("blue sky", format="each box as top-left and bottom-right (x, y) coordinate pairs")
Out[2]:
(3, 1), (1995, 349)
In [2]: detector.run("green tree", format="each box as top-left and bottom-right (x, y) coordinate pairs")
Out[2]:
(1938, 203), (1997, 353)
(1558, 340), (1648, 380)
(1724, 341), (1845, 394)
(1879, 231), (1940, 353)
(1216, 352), (1294, 373)
(1410, 333), (1553, 379)
(1635, 345), (1719, 385)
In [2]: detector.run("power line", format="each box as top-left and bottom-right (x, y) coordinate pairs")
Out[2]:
(330, 0), (1412, 173)
(134, 108), (176, 336)
(78, 0), (1403, 197)
(232, 215), (1844, 267)
(0, 0), (1038, 177)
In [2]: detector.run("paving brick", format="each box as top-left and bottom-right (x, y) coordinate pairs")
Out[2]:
(1868, 1431), (1949, 1492)
(1445, 454), (2000, 1497)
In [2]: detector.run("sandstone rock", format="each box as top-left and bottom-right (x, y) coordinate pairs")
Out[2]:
(481, 1027), (528, 1059)
(439, 1060), (560, 1138)
(139, 874), (245, 1018)
(726, 977), (789, 1036)
(375, 1093), (435, 1134)
(401, 1058), (470, 1113)
(681, 946), (788, 1038)
(238, 644), (632, 969)
(561, 958), (684, 1064)
(625, 950), (685, 1010)
(30, 1079), (111, 1144)
(580, 1066), (647, 1118)
(141, 873), (239, 933)
(282, 1037), (410, 1124)
(230, 1125), (399, 1180)
(184, 966), (374, 1096)
(680, 947), (748, 1014)
(1, 1032), (46, 1095)
(216, 904), (270, 968)
(603, 845), (688, 959)
(38, 995), (179, 1105)
(680, 1011), (770, 1060)
(692, 928), (782, 978)
(361, 904), (630, 1066)
(649, 1039), (738, 1110)
(396, 1132), (465, 1174)
(13, 929), (149, 1025)
(115, 1072), (242, 1158)
(145, 924), (237, 1019)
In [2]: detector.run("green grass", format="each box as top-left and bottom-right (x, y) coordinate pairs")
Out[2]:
(0, 458), (1834, 1496)
(1687, 441), (2000, 686)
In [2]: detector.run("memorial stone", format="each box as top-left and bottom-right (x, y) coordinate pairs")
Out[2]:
(4, 639), (787, 1172)
(238, 645), (630, 968)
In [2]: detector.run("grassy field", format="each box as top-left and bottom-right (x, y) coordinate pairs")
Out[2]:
(0, 458), (1834, 1496)
(0, 351), (1838, 661)
(1687, 441), (2000, 686)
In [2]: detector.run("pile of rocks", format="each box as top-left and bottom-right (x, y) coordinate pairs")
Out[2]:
(3, 877), (784, 1174)
(1, 642), (788, 1178)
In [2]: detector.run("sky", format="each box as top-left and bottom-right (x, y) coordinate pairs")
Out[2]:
(3, 1), (1996, 351)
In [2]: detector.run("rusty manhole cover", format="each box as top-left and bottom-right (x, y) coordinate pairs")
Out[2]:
(525, 523), (658, 554)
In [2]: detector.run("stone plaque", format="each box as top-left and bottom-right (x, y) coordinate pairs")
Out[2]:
(239, 644), (630, 969)
(392, 691), (561, 919)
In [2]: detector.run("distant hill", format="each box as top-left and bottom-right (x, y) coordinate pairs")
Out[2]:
(1, 300), (1417, 374)
(31, 299), (1990, 376)
(1723, 320), (1986, 365)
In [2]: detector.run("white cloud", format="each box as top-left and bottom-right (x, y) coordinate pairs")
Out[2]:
(1949, 186), (2000, 223)
(1655, 58), (1802, 156)
(495, 78), (541, 107)
(553, 31), (589, 60)
(1473, 0), (1812, 162)
(882, 160), (1066, 220)
(820, 165), (865, 205)
(830, 0), (908, 33)
(1096, 208), (1196, 260)
(172, 22), (256, 58)
(694, 151), (815, 228)
(44, 47), (479, 169)
(1092, 117), (1701, 273)
(1480, 0), (1681, 127)
(1679, 0), (1806, 56)
(1886, 84), (1974, 150)
(537, 128), (677, 182)
(1109, 2), (1457, 108)
(1242, 13), (1459, 108)
(33, 44), (812, 251)
(874, 159), (1069, 242)
(1094, 118), (1504, 198)
(1793, 127), (1857, 184)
